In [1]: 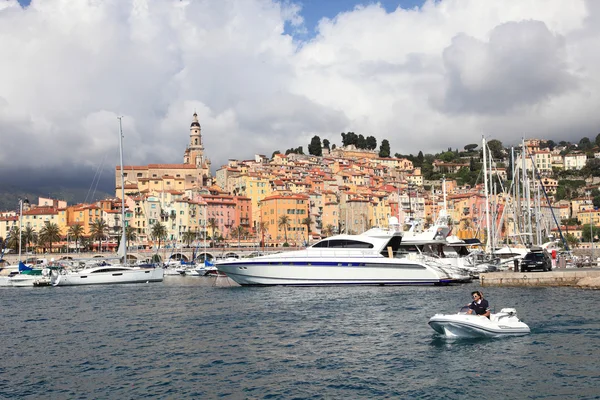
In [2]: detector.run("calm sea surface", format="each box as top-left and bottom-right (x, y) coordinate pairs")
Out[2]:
(1, 277), (599, 399)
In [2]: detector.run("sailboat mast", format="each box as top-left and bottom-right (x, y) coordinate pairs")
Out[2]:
(442, 175), (447, 214)
(482, 136), (491, 253)
(18, 199), (23, 262)
(118, 117), (127, 265)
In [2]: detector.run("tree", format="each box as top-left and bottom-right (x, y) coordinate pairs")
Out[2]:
(464, 143), (478, 152)
(469, 157), (476, 172)
(341, 132), (358, 147)
(540, 139), (556, 150)
(6, 226), (20, 252)
(595, 133), (600, 148)
(208, 218), (219, 247)
(439, 151), (456, 162)
(257, 221), (269, 247)
(271, 150), (280, 159)
(39, 222), (61, 253)
(232, 225), (245, 248)
(416, 151), (424, 167)
(68, 224), (84, 253)
(150, 221), (167, 252)
(182, 229), (197, 247)
(366, 136), (377, 150)
(565, 233), (579, 249)
(579, 137), (592, 151)
(322, 139), (330, 150)
(357, 134), (367, 149)
(561, 217), (581, 226)
(581, 158), (600, 177)
(581, 224), (600, 243)
(487, 139), (504, 160)
(89, 218), (109, 252)
(301, 216), (312, 245)
(379, 139), (391, 157)
(125, 226), (137, 243)
(278, 215), (291, 244)
(22, 226), (37, 254)
(308, 135), (323, 156)
(323, 224), (335, 237)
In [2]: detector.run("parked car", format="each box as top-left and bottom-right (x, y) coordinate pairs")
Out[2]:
(520, 250), (552, 272)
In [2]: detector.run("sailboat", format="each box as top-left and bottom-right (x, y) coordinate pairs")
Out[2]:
(51, 117), (164, 286)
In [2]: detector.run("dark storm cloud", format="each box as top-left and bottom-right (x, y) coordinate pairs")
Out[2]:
(436, 20), (578, 115)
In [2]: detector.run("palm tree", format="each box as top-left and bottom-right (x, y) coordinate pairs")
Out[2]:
(301, 216), (312, 245)
(278, 215), (291, 244)
(89, 218), (109, 252)
(257, 221), (269, 247)
(39, 222), (61, 253)
(125, 226), (137, 243)
(207, 218), (219, 247)
(151, 221), (167, 252)
(68, 224), (85, 253)
(22, 226), (37, 254)
(232, 225), (245, 248)
(323, 224), (335, 237)
(182, 229), (196, 247)
(6, 226), (20, 252)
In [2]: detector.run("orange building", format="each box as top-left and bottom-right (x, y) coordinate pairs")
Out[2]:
(260, 193), (309, 245)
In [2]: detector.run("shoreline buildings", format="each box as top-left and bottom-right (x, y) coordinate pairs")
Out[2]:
(2, 123), (600, 253)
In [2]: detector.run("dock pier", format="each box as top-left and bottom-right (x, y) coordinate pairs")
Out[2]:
(480, 269), (600, 288)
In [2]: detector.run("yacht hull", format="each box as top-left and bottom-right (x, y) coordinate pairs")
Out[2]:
(217, 258), (452, 286)
(51, 268), (164, 286)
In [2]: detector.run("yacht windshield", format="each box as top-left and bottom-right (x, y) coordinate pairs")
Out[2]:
(312, 239), (374, 249)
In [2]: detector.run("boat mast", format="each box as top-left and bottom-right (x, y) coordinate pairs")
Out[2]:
(482, 136), (491, 253)
(442, 175), (447, 214)
(18, 199), (23, 262)
(488, 145), (495, 251)
(118, 117), (127, 265)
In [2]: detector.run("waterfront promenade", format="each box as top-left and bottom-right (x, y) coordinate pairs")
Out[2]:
(0, 246), (295, 265)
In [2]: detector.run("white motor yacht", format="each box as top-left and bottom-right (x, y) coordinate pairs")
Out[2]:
(216, 226), (455, 286)
(51, 264), (164, 286)
(428, 307), (530, 338)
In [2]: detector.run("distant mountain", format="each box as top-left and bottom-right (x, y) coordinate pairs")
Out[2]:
(0, 164), (115, 211)
(0, 184), (113, 212)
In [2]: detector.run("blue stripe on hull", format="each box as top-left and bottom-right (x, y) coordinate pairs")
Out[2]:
(221, 271), (453, 286)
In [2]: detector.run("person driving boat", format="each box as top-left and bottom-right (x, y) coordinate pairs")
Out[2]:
(467, 290), (490, 318)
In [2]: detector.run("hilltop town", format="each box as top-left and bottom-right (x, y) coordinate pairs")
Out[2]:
(2, 112), (600, 254)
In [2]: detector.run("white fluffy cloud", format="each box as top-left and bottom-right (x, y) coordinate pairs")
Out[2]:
(1, 0), (599, 180)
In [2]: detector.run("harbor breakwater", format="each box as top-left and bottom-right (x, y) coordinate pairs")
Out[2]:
(480, 269), (600, 288)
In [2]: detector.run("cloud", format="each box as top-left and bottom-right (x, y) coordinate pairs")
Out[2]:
(437, 20), (577, 114)
(1, 0), (600, 195)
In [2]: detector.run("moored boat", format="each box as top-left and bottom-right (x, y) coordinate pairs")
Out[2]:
(51, 265), (164, 286)
(216, 225), (456, 286)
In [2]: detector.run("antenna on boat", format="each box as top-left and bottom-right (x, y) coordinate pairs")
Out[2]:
(118, 116), (127, 266)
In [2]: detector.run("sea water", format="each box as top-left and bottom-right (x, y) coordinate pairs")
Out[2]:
(1, 278), (599, 399)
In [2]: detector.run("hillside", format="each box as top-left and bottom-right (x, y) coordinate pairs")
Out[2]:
(0, 184), (112, 212)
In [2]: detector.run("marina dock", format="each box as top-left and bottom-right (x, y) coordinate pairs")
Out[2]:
(480, 269), (600, 288)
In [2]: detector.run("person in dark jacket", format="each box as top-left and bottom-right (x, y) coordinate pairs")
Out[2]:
(468, 290), (490, 318)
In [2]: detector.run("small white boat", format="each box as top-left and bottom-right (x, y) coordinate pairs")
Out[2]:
(428, 307), (530, 338)
(51, 265), (164, 286)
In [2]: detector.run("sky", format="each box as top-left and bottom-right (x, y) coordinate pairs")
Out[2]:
(1, 0), (600, 194)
